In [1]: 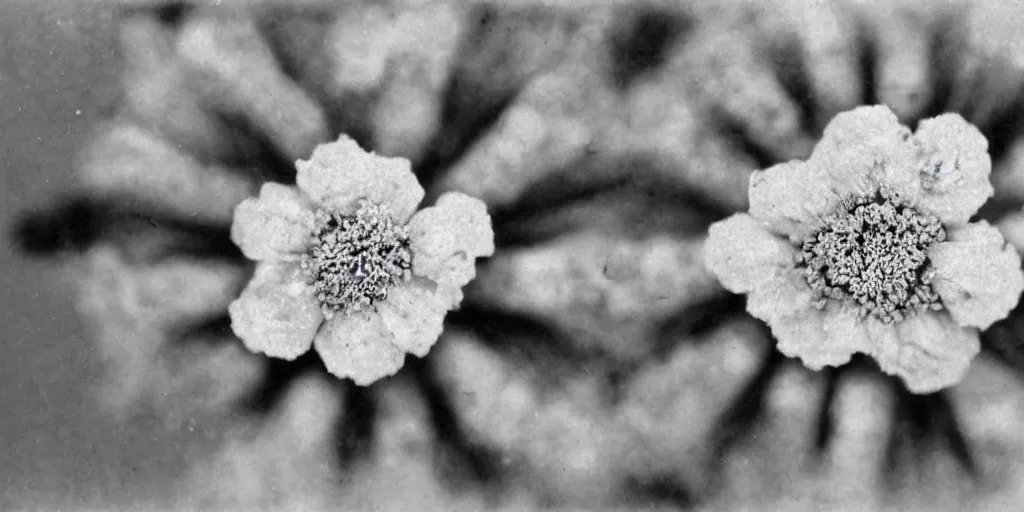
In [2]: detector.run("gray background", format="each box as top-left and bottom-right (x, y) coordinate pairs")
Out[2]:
(0, 2), (196, 508)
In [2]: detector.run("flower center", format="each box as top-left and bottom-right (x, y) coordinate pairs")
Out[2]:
(797, 188), (946, 323)
(301, 200), (412, 318)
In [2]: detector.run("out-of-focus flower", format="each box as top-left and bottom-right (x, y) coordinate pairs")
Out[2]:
(705, 105), (1024, 393)
(228, 135), (494, 385)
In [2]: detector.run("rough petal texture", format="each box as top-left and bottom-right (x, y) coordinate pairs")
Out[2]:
(377, 280), (456, 358)
(746, 270), (833, 367)
(705, 213), (798, 294)
(230, 183), (315, 262)
(912, 113), (994, 226)
(407, 192), (495, 287)
(878, 312), (980, 394)
(313, 310), (405, 386)
(809, 104), (917, 200)
(772, 307), (832, 369)
(229, 261), (322, 361)
(929, 221), (1024, 330)
(295, 134), (425, 223)
(746, 263), (814, 318)
(748, 160), (840, 242)
(816, 308), (871, 368)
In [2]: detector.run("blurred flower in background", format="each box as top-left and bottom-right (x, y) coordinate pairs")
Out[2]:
(11, 0), (1024, 511)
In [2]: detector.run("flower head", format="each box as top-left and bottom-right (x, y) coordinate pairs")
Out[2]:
(228, 135), (494, 386)
(302, 202), (414, 318)
(705, 105), (1024, 393)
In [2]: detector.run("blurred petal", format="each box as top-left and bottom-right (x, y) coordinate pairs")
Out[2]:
(996, 210), (1024, 254)
(177, 15), (328, 162)
(704, 213), (797, 294)
(436, 28), (614, 210)
(295, 135), (424, 223)
(748, 160), (842, 242)
(118, 15), (245, 163)
(912, 113), (994, 226)
(323, 4), (396, 93)
(181, 374), (343, 510)
(871, 12), (933, 122)
(788, 0), (862, 124)
(812, 371), (894, 503)
(80, 244), (248, 330)
(681, 30), (813, 162)
(809, 105), (918, 200)
(314, 310), (405, 386)
(377, 280), (455, 358)
(371, 67), (444, 162)
(619, 318), (770, 496)
(929, 221), (1024, 329)
(611, 76), (755, 212)
(369, 3), (465, 163)
(80, 122), (258, 225)
(877, 312), (980, 394)
(990, 138), (1024, 207)
(407, 192), (495, 287)
(229, 261), (322, 360)
(230, 183), (315, 261)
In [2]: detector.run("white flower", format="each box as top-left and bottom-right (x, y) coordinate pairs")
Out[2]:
(705, 105), (1024, 394)
(228, 135), (494, 386)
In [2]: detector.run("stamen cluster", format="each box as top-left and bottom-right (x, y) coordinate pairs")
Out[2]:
(798, 188), (946, 323)
(301, 201), (413, 318)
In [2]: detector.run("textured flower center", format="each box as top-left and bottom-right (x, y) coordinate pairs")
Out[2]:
(798, 188), (946, 323)
(301, 201), (412, 318)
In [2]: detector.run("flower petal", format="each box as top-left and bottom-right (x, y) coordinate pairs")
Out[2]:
(815, 307), (871, 369)
(771, 306), (832, 369)
(876, 312), (980, 394)
(747, 160), (840, 242)
(746, 269), (815, 324)
(929, 221), (1024, 329)
(229, 261), (322, 360)
(704, 213), (798, 294)
(407, 192), (495, 287)
(912, 113), (994, 226)
(809, 105), (918, 200)
(745, 270), (836, 367)
(862, 318), (901, 369)
(377, 280), (458, 358)
(230, 183), (315, 261)
(313, 310), (405, 386)
(295, 135), (425, 223)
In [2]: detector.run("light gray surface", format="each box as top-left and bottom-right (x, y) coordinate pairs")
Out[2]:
(0, 2), (193, 509)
